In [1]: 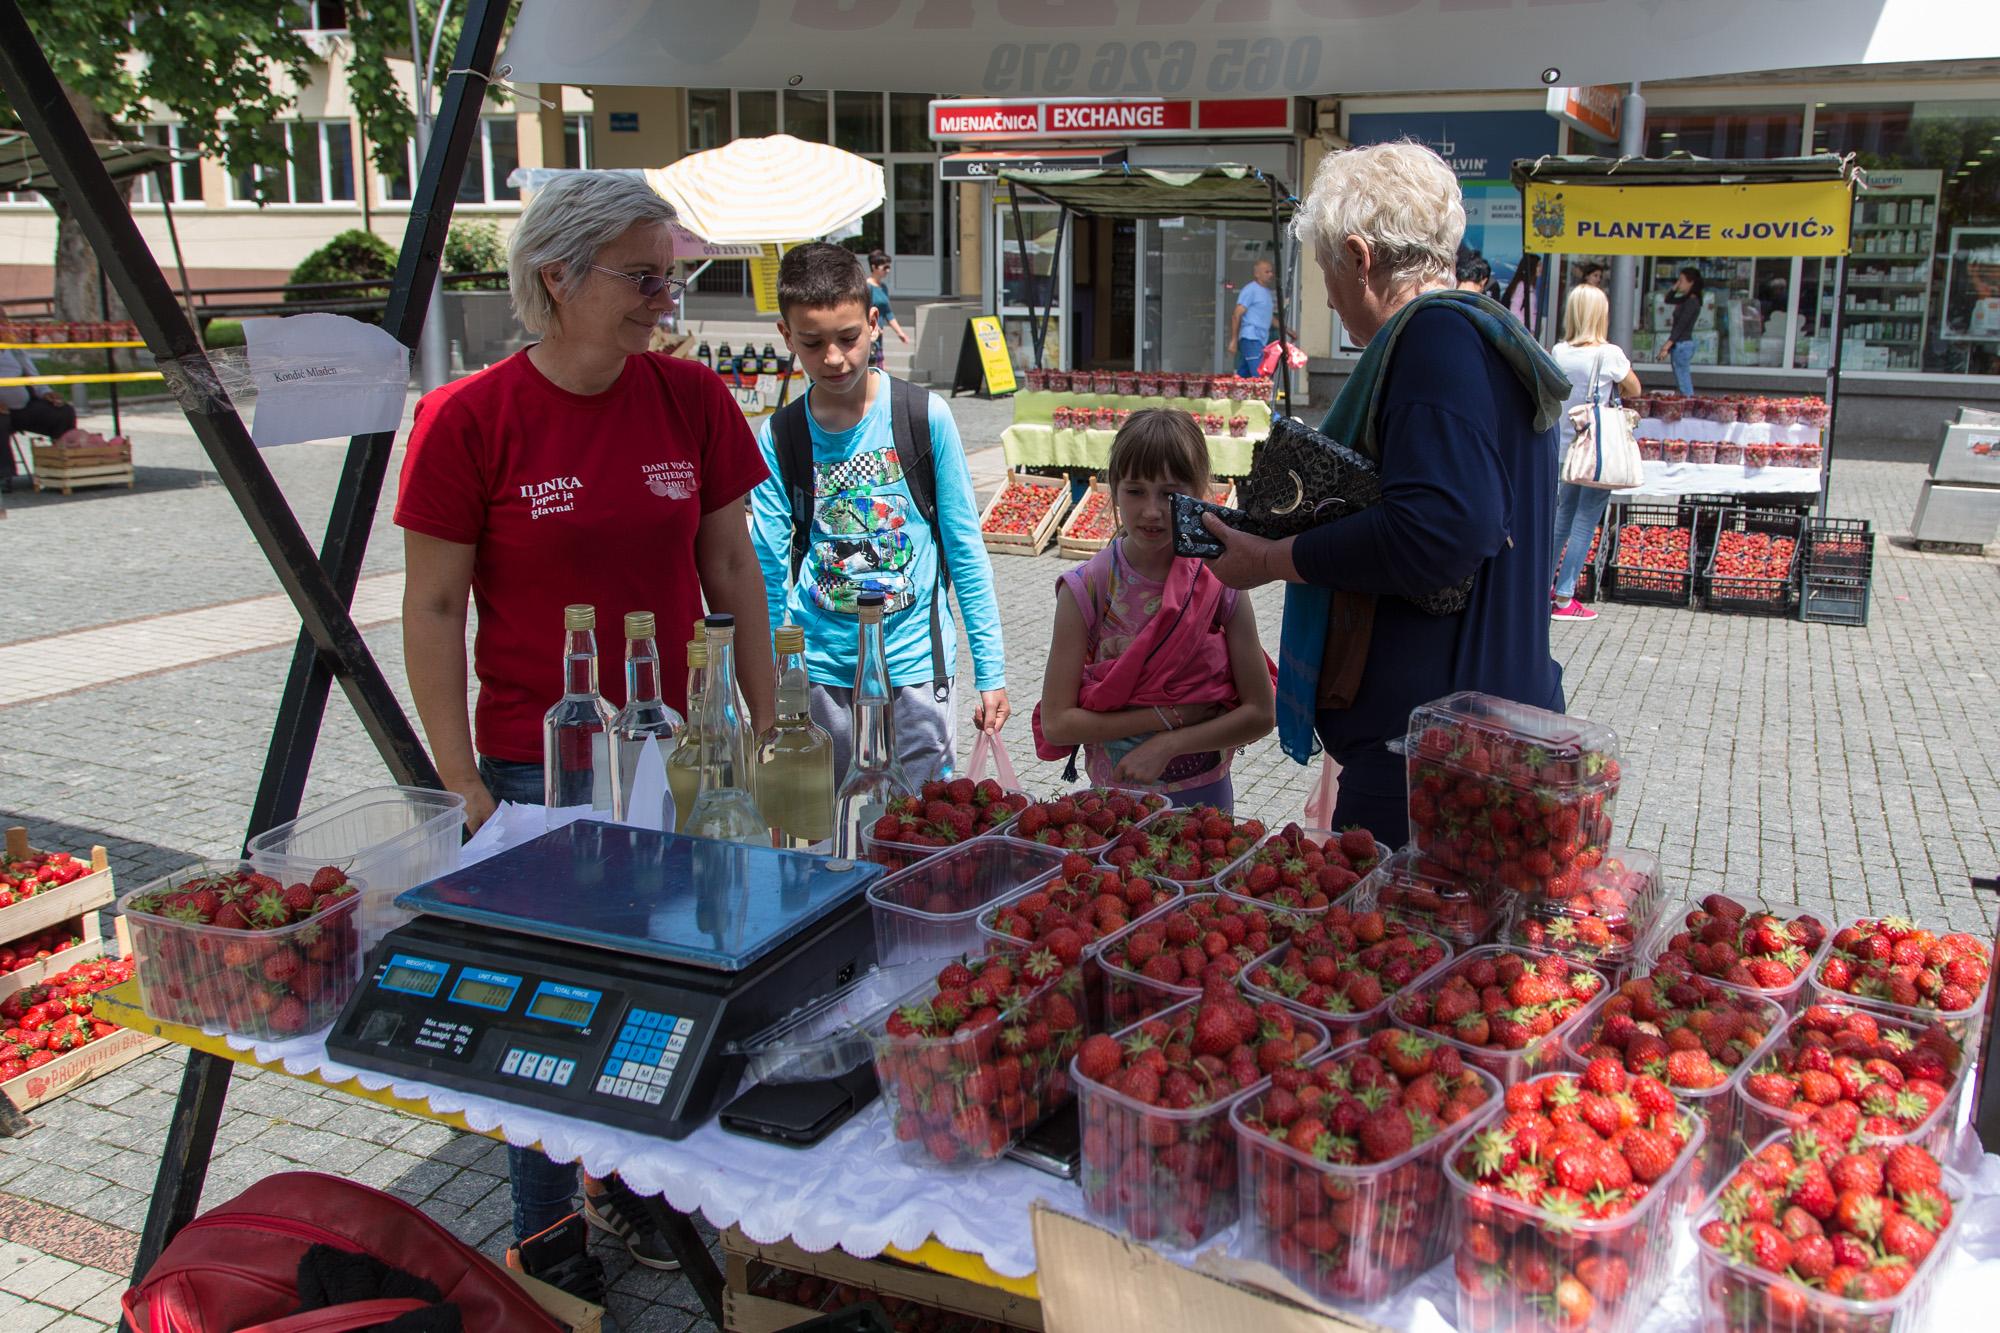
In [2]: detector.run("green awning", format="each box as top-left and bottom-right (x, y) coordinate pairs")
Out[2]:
(996, 164), (1293, 221)
(1510, 152), (1864, 192)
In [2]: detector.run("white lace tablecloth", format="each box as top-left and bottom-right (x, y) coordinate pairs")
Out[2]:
(1618, 461), (1823, 497)
(1635, 418), (1823, 445)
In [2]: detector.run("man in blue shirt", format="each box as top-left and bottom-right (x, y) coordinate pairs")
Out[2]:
(1232, 260), (1276, 377)
(751, 245), (1008, 784)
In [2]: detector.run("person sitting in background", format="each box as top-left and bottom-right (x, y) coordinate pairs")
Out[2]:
(1549, 284), (1643, 623)
(0, 346), (78, 492)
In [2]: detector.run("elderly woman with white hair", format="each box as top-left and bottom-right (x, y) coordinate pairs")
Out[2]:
(1200, 142), (1570, 842)
(394, 171), (773, 1290)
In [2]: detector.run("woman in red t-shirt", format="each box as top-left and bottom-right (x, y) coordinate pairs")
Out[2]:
(393, 171), (773, 1290)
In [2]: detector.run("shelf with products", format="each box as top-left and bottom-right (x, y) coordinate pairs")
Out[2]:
(1639, 256), (1785, 369)
(1805, 168), (1943, 372)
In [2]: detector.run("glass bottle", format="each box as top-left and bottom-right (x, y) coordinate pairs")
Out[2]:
(684, 614), (766, 844)
(833, 592), (914, 858)
(755, 624), (835, 848)
(542, 604), (621, 826)
(717, 340), (734, 382)
(611, 611), (683, 823)
(666, 623), (708, 833)
(696, 339), (713, 371)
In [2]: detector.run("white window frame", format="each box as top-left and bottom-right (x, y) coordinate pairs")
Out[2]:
(131, 124), (203, 207)
(228, 120), (356, 207)
(292, 1), (349, 32)
(565, 113), (592, 170)
(377, 118), (523, 209)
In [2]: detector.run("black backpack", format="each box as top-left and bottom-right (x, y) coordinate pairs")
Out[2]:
(770, 375), (951, 702)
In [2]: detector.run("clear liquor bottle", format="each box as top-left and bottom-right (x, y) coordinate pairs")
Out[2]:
(755, 624), (835, 848)
(542, 604), (621, 825)
(610, 610), (683, 823)
(833, 592), (914, 858)
(684, 613), (766, 844)
(665, 622), (707, 833)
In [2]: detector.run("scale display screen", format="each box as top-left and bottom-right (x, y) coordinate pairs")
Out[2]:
(526, 981), (601, 1029)
(448, 969), (521, 1012)
(381, 961), (444, 998)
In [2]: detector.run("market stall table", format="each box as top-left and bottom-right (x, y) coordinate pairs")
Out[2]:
(1001, 390), (1271, 476)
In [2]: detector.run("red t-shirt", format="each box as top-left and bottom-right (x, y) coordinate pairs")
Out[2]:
(394, 351), (767, 763)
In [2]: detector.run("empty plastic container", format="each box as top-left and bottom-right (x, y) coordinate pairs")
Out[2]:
(245, 785), (464, 947)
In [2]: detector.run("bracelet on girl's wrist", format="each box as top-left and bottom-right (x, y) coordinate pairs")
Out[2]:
(1154, 706), (1174, 732)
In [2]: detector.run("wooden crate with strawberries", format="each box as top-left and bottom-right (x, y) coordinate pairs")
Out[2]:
(722, 1229), (1041, 1333)
(979, 471), (1070, 557)
(0, 828), (113, 949)
(1056, 480), (1236, 560)
(31, 435), (133, 494)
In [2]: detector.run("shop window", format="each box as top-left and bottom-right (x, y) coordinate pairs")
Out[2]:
(891, 93), (931, 154)
(688, 90), (730, 152)
(1647, 107), (1802, 159)
(738, 91), (778, 140)
(836, 92), (884, 155)
(784, 90), (829, 143)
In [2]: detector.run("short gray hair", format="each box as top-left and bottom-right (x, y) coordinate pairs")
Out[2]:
(1294, 142), (1465, 290)
(507, 172), (677, 335)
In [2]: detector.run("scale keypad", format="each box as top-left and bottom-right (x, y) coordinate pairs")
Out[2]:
(500, 1047), (576, 1087)
(595, 1007), (693, 1106)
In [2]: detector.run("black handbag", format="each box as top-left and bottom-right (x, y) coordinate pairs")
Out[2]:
(1238, 417), (1474, 616)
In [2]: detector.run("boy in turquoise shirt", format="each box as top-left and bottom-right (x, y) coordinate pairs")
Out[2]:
(750, 244), (1008, 783)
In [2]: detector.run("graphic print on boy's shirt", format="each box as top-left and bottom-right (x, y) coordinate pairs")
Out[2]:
(807, 446), (916, 615)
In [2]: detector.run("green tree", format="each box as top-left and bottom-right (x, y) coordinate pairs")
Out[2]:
(347, 2), (523, 181)
(444, 220), (506, 279)
(288, 229), (400, 322)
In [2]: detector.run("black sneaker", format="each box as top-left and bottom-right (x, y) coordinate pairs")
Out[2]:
(507, 1241), (609, 1305)
(583, 1177), (683, 1272)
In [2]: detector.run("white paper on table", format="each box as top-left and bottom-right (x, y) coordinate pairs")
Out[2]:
(241, 313), (409, 447)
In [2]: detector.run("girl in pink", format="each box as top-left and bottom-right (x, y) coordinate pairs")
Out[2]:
(1034, 409), (1275, 810)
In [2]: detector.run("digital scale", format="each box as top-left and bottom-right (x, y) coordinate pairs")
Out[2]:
(326, 821), (884, 1139)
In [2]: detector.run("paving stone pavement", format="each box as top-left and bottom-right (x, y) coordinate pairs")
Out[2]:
(0, 391), (1996, 1330)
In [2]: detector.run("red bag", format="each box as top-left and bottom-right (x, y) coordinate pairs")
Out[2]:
(123, 1171), (566, 1333)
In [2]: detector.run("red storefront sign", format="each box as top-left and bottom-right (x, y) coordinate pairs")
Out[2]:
(930, 98), (1292, 142)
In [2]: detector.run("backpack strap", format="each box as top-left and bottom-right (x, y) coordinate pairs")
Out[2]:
(772, 396), (815, 580)
(887, 375), (952, 703)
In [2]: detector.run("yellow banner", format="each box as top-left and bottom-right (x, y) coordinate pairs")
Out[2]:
(969, 315), (1017, 395)
(749, 244), (784, 315)
(1524, 180), (1851, 257)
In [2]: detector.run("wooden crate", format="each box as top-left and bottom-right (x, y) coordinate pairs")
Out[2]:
(722, 1228), (1040, 1332)
(0, 931), (102, 1004)
(0, 830), (113, 945)
(1, 1025), (165, 1113)
(31, 438), (133, 494)
(979, 471), (1071, 557)
(1054, 480), (1237, 560)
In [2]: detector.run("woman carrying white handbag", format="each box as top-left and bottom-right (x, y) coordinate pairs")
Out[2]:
(1550, 283), (1644, 622)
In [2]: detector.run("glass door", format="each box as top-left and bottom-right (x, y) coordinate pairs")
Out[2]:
(1141, 216), (1221, 374)
(889, 159), (941, 296)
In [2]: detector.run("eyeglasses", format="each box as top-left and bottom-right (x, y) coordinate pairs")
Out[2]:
(588, 264), (686, 300)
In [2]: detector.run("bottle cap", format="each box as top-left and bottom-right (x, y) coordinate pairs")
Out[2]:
(687, 637), (707, 668)
(704, 613), (735, 629)
(856, 591), (884, 623)
(624, 611), (655, 639)
(564, 604), (595, 631)
(773, 624), (804, 653)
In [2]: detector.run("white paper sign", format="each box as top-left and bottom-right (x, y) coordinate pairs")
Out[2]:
(242, 313), (409, 447)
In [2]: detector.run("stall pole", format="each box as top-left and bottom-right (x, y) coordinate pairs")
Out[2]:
(1268, 180), (1293, 418)
(1818, 250), (1849, 518)
(245, 0), (511, 842)
(99, 265), (119, 436)
(1606, 83), (1647, 355)
(157, 185), (204, 347)
(1006, 188), (1040, 368)
(1042, 207), (1070, 369)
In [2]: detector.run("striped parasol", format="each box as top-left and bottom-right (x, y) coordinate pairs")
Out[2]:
(646, 135), (884, 245)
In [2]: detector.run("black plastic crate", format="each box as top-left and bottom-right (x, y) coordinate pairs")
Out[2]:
(1799, 517), (1875, 626)
(1604, 503), (1696, 606)
(1677, 493), (1740, 562)
(1701, 508), (1803, 615)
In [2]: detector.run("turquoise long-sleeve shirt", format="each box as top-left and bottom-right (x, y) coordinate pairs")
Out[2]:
(751, 371), (1007, 693)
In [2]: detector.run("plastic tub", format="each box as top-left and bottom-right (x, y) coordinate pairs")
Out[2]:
(1387, 944), (1606, 1084)
(1091, 891), (1310, 1030)
(1074, 996), (1330, 1247)
(119, 860), (364, 1040)
(1232, 1044), (1499, 1304)
(870, 949), (1087, 1167)
(1446, 1085), (1706, 1333)
(1639, 896), (1834, 1014)
(245, 784), (464, 947)
(1339, 848), (1510, 950)
(996, 786), (1170, 856)
(727, 960), (940, 1083)
(1691, 1131), (1964, 1333)
(1808, 914), (1993, 1050)
(1401, 692), (1621, 900)
(865, 839), (1066, 965)
(1214, 824), (1383, 911)
(857, 785), (1033, 873)
(1734, 999), (1971, 1159)
(1562, 973), (1785, 1193)
(1239, 919), (1454, 1045)
(975, 864), (1183, 958)
(1095, 804), (1266, 888)
(1500, 847), (1666, 987)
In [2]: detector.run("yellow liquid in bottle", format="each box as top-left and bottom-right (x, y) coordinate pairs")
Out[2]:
(755, 719), (835, 847)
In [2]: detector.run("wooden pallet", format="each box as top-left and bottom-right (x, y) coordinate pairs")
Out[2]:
(722, 1228), (1040, 1333)
(31, 439), (133, 494)
(979, 470), (1070, 557)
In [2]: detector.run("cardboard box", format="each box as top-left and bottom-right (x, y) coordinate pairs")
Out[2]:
(722, 1228), (1041, 1332)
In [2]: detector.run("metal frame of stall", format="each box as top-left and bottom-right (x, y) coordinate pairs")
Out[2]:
(997, 163), (1300, 419)
(0, 0), (728, 1322)
(1509, 152), (1863, 517)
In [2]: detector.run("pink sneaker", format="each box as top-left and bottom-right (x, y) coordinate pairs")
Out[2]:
(1551, 598), (1598, 621)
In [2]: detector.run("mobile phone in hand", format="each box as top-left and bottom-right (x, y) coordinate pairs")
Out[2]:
(1170, 491), (1251, 559)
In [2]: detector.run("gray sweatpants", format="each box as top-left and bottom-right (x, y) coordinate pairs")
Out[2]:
(809, 679), (959, 787)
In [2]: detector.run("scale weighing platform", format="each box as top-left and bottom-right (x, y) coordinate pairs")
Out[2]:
(326, 821), (884, 1139)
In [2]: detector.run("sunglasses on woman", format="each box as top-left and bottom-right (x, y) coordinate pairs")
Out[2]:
(589, 264), (686, 299)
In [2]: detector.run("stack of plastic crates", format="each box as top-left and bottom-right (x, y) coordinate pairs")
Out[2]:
(1798, 516), (1875, 625)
